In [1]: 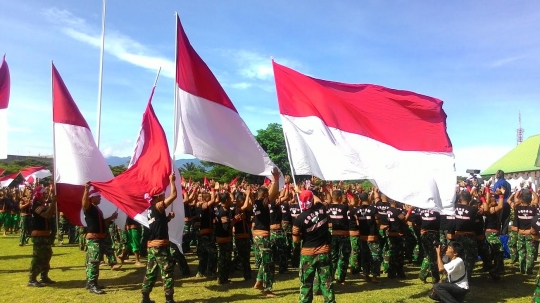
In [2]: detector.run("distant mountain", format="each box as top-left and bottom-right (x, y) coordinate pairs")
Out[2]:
(105, 156), (203, 168)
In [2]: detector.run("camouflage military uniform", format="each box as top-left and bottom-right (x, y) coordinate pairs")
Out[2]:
(331, 235), (351, 282)
(419, 231), (440, 283)
(270, 229), (288, 273)
(349, 235), (361, 274)
(86, 239), (105, 282)
(532, 267), (540, 302)
(455, 235), (477, 279)
(77, 226), (87, 251)
(254, 235), (274, 292)
(170, 243), (191, 276)
(486, 231), (504, 275)
(19, 214), (31, 245)
(299, 253), (335, 303)
(233, 237), (252, 279)
(142, 246), (174, 296)
(217, 242), (233, 284)
(518, 234), (537, 274)
(197, 234), (217, 277)
(360, 241), (381, 278)
(29, 236), (53, 281)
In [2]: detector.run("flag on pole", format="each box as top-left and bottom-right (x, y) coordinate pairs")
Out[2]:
(229, 176), (238, 187)
(91, 88), (184, 246)
(203, 176), (209, 187)
(272, 61), (456, 214)
(0, 168), (5, 177)
(52, 63), (125, 226)
(0, 55), (10, 160)
(264, 177), (271, 187)
(173, 15), (279, 178)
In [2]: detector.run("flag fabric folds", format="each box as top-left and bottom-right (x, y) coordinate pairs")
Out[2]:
(0, 55), (10, 160)
(52, 63), (125, 226)
(173, 15), (279, 178)
(0, 172), (19, 188)
(20, 166), (52, 181)
(272, 61), (456, 214)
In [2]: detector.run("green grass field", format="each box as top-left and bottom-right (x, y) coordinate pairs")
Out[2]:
(0, 234), (536, 303)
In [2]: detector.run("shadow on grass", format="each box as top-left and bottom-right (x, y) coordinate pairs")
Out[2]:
(0, 253), (66, 260)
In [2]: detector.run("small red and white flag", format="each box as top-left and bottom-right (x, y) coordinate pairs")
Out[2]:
(0, 55), (10, 160)
(52, 64), (125, 226)
(229, 176), (238, 187)
(203, 176), (210, 187)
(91, 88), (185, 247)
(273, 61), (456, 214)
(173, 15), (280, 178)
(0, 168), (5, 176)
(0, 172), (19, 188)
(20, 166), (52, 182)
(264, 177), (272, 187)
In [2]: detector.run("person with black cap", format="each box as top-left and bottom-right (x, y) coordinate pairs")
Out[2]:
(293, 188), (335, 303)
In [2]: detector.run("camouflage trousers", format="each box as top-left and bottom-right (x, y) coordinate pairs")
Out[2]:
(486, 232), (504, 276)
(197, 234), (217, 276)
(533, 266), (540, 302)
(29, 236), (53, 280)
(86, 239), (117, 282)
(405, 226), (421, 263)
(379, 230), (390, 273)
(232, 237), (252, 279)
(360, 240), (381, 277)
(282, 221), (293, 265)
(299, 253), (336, 303)
(77, 227), (87, 251)
(387, 236), (405, 278)
(11, 213), (20, 231)
(455, 235), (477, 279)
(57, 216), (73, 243)
(518, 234), (537, 274)
(331, 235), (351, 283)
(270, 229), (288, 273)
(349, 236), (360, 274)
(112, 227), (128, 257)
(217, 242), (233, 284)
(182, 222), (193, 252)
(19, 215), (30, 245)
(439, 229), (450, 255)
(419, 231), (440, 282)
(509, 230), (518, 263)
(254, 235), (274, 292)
(291, 240), (301, 269)
(142, 246), (174, 296)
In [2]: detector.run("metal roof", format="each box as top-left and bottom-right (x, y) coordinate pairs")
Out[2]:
(481, 134), (540, 177)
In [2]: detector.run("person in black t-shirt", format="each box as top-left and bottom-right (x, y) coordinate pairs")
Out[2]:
(387, 199), (411, 279)
(27, 187), (57, 288)
(82, 184), (120, 294)
(215, 191), (233, 285)
(230, 187), (252, 280)
(328, 189), (350, 284)
(515, 190), (537, 275)
(453, 190), (478, 279)
(356, 192), (381, 283)
(347, 191), (361, 275)
(418, 208), (440, 284)
(196, 183), (218, 278)
(373, 187), (391, 273)
(293, 189), (336, 303)
(484, 189), (504, 278)
(140, 174), (177, 303)
(289, 193), (302, 268)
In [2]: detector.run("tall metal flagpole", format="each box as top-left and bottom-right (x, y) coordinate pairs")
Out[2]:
(172, 13), (179, 212)
(96, 0), (107, 148)
(51, 61), (60, 240)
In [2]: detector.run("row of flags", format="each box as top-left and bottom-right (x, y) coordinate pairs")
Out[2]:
(0, 166), (51, 188)
(0, 13), (457, 245)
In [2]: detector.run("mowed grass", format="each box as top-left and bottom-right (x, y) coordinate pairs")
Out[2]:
(0, 234), (536, 303)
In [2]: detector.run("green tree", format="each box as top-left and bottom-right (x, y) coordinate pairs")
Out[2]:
(109, 165), (127, 177)
(255, 123), (290, 176)
(178, 162), (207, 182)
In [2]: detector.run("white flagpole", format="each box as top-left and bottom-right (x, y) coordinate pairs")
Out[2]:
(153, 67), (162, 88)
(96, 0), (107, 148)
(51, 61), (60, 240)
(172, 13), (179, 212)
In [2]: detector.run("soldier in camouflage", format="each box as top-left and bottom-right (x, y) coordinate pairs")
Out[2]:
(141, 174), (178, 303)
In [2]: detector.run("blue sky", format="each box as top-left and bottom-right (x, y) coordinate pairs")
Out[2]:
(1, 1), (539, 176)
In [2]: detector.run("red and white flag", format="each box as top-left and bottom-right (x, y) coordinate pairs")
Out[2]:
(91, 88), (184, 247)
(52, 64), (125, 226)
(0, 172), (19, 188)
(0, 168), (5, 176)
(173, 16), (279, 178)
(273, 61), (456, 214)
(0, 55), (10, 160)
(20, 166), (52, 182)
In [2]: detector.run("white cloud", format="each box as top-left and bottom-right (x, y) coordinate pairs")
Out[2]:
(101, 139), (134, 157)
(453, 145), (512, 176)
(225, 49), (303, 82)
(230, 82), (252, 89)
(42, 7), (174, 78)
(489, 56), (525, 68)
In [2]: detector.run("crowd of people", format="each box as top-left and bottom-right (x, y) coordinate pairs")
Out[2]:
(1, 169), (540, 303)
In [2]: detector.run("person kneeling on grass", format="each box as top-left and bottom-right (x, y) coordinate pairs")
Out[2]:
(430, 242), (469, 303)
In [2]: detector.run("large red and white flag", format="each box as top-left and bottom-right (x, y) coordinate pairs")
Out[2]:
(0, 55), (10, 159)
(0, 172), (19, 188)
(20, 166), (52, 182)
(91, 88), (184, 247)
(273, 61), (456, 214)
(173, 16), (279, 177)
(52, 64), (126, 226)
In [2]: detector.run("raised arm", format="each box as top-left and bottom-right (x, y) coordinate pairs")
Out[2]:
(163, 174), (177, 208)
(82, 182), (91, 211)
(268, 167), (281, 202)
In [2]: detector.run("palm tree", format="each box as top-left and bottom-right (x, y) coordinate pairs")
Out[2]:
(179, 162), (200, 173)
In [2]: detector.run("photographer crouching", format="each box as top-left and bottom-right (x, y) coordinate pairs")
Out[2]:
(429, 242), (469, 303)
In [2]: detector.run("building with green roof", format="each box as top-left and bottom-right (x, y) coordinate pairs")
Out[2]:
(481, 134), (540, 187)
